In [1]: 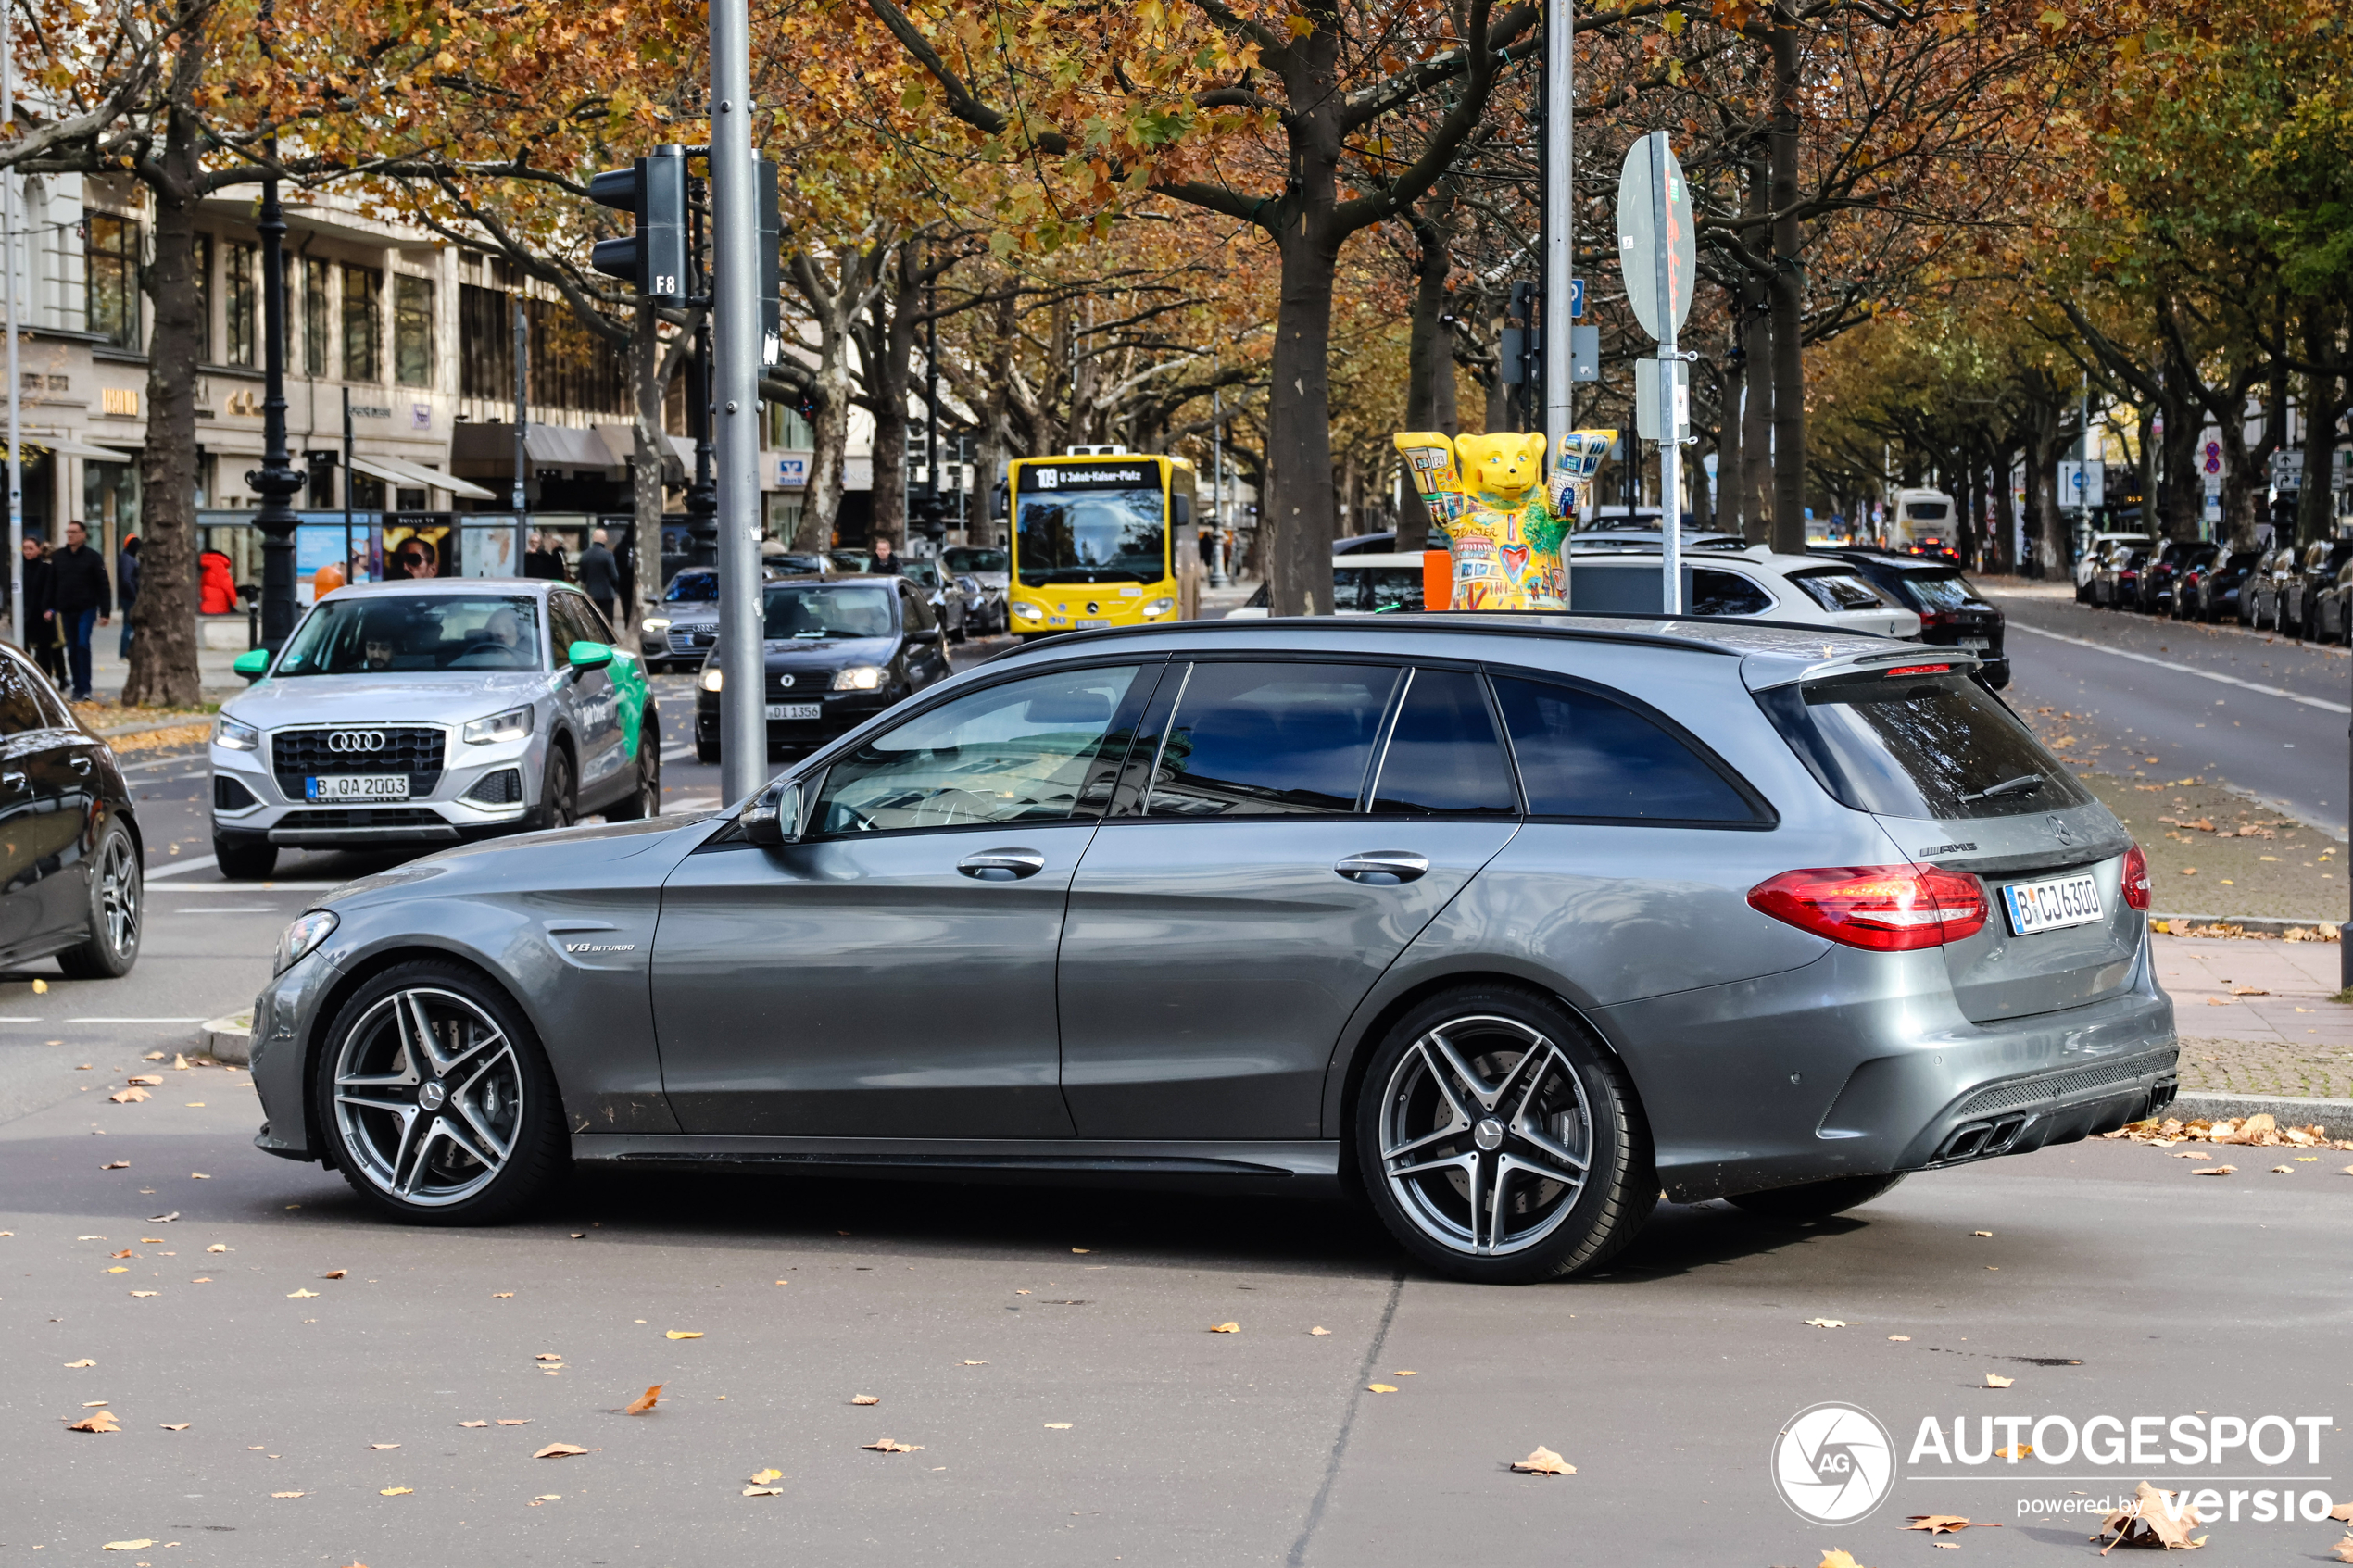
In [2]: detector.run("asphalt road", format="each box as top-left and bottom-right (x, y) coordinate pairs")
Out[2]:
(1990, 587), (2352, 839)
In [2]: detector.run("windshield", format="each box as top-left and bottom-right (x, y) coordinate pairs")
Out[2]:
(762, 583), (896, 640)
(1016, 489), (1166, 586)
(665, 571), (717, 604)
(1756, 671), (2091, 821)
(1790, 571), (1893, 612)
(899, 560), (943, 588)
(944, 547), (1008, 574)
(277, 594), (543, 675)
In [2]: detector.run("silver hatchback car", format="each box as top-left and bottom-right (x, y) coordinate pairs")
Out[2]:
(245, 614), (2172, 1284)
(209, 580), (659, 881)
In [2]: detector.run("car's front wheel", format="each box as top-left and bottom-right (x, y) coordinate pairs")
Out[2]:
(537, 746), (576, 831)
(56, 819), (141, 979)
(214, 833), (277, 882)
(605, 729), (661, 821)
(313, 960), (568, 1223)
(1354, 986), (1654, 1285)
(1728, 1172), (1907, 1221)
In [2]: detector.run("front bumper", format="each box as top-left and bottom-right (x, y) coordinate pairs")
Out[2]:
(694, 686), (895, 748)
(210, 732), (540, 848)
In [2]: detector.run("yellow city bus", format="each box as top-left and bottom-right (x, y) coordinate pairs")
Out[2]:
(1005, 451), (1197, 638)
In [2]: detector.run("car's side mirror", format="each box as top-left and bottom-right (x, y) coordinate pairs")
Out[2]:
(233, 648), (271, 683)
(568, 640), (614, 671)
(741, 780), (801, 847)
(905, 627), (941, 645)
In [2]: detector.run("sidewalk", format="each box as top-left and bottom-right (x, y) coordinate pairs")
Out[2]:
(2158, 932), (2353, 1098)
(86, 626), (252, 702)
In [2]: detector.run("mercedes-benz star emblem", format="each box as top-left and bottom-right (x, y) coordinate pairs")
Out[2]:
(777, 673), (793, 688)
(327, 730), (387, 753)
(417, 1081), (447, 1111)
(2046, 813), (2076, 846)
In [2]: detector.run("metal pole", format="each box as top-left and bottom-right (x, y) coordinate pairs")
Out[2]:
(1649, 132), (1682, 615)
(248, 142), (305, 651)
(710, 0), (765, 807)
(511, 296), (528, 573)
(340, 385), (353, 588)
(1541, 0), (1573, 464)
(3, 20), (19, 649)
(1209, 373), (1229, 587)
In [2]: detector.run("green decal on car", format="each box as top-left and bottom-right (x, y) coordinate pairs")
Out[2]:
(610, 647), (648, 756)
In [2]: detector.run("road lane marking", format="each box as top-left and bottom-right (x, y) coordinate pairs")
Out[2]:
(2009, 623), (2352, 714)
(160, 907), (276, 914)
(65, 1017), (210, 1023)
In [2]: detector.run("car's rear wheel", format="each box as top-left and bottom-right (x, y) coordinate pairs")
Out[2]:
(1728, 1172), (1907, 1222)
(215, 834), (277, 882)
(314, 960), (568, 1223)
(56, 820), (141, 979)
(1354, 986), (1653, 1285)
(605, 730), (661, 821)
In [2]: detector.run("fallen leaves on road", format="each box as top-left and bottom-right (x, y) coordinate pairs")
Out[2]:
(159, 1424), (189, 1432)
(862, 1439), (923, 1453)
(147, 1212), (176, 1223)
(1972, 1230), (1994, 1237)
(1208, 1322), (1240, 1334)
(206, 1244), (227, 1253)
(107, 1087), (148, 1103)
(1817, 1553), (1868, 1568)
(1907, 1515), (2001, 1534)
(742, 1484), (784, 1498)
(111, 1248), (132, 1258)
(99, 1541), (151, 1552)
(1984, 1373), (2015, 1388)
(535, 1353), (562, 1361)
(2330, 1537), (2353, 1564)
(64, 1359), (94, 1368)
(749, 1468), (782, 1484)
(1889, 1335), (1911, 1342)
(2195, 1165), (2236, 1176)
(1071, 1248), (1091, 1253)
(2272, 1165), (2296, 1174)
(961, 1360), (987, 1366)
(1995, 1444), (2032, 1460)
(664, 1331), (702, 1340)
(849, 1395), (880, 1406)
(530, 1494), (561, 1506)
(492, 1292), (513, 1298)
(1806, 1318), (1856, 1329)
(2094, 1481), (2206, 1550)
(286, 1289), (317, 1298)
(66, 1411), (120, 1433)
(2173, 1151), (2211, 1160)
(624, 1386), (662, 1416)
(127, 1075), (161, 1086)
(129, 1290), (157, 1298)
(1044, 1423), (1072, 1429)
(1310, 1326), (1332, 1336)
(2111, 1114), (2350, 1151)
(495, 1419), (531, 1426)
(323, 1270), (346, 1279)
(458, 1421), (488, 1429)
(379, 1486), (413, 1496)
(532, 1444), (588, 1460)
(369, 1443), (399, 1450)
(1367, 1384), (1399, 1394)
(271, 1491), (304, 1499)
(1509, 1446), (1575, 1475)
(101, 1160), (128, 1170)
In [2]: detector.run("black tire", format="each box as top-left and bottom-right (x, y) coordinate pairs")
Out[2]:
(311, 959), (569, 1224)
(695, 734), (720, 765)
(214, 834), (278, 882)
(1353, 984), (1654, 1285)
(56, 818), (141, 980)
(536, 744), (577, 831)
(1729, 1172), (1907, 1221)
(605, 728), (661, 821)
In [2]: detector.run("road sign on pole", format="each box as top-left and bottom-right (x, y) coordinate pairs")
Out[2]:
(1619, 131), (1692, 612)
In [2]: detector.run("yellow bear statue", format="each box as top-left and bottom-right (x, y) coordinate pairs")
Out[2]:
(1393, 428), (1616, 611)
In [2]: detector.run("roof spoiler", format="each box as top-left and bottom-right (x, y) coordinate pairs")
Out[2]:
(1746, 642), (1984, 693)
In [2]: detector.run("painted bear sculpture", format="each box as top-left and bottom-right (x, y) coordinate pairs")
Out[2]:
(1393, 429), (1615, 611)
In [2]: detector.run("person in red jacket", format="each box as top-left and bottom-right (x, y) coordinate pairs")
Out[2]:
(199, 550), (238, 615)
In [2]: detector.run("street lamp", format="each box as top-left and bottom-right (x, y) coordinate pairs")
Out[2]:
(245, 145), (307, 652)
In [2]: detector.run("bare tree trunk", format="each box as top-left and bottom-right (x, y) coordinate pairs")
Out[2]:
(1398, 190), (1458, 554)
(975, 287), (1017, 547)
(1267, 229), (1340, 615)
(1767, 9), (1807, 555)
(787, 252), (860, 554)
(2297, 306), (2342, 548)
(124, 65), (207, 707)
(626, 299), (664, 647)
(861, 241), (920, 555)
(1716, 321), (1744, 534)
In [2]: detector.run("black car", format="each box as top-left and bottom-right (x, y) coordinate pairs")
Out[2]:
(1814, 547), (2009, 688)
(2179, 546), (2258, 621)
(0, 641), (141, 978)
(693, 576), (953, 762)
(2136, 540), (2209, 615)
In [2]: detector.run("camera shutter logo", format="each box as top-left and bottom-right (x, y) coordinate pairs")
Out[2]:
(327, 731), (387, 754)
(1771, 1402), (1894, 1524)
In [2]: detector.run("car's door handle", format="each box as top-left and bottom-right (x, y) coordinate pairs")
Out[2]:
(1, 771), (24, 792)
(958, 847), (1047, 882)
(1335, 850), (1430, 884)
(69, 755), (92, 774)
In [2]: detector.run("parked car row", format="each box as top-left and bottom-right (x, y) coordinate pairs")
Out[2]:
(646, 557), (1006, 671)
(2078, 533), (2353, 640)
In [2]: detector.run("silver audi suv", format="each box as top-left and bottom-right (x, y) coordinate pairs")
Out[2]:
(245, 613), (2173, 1284)
(208, 580), (659, 881)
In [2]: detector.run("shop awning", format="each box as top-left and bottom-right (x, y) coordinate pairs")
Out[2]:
(0, 436), (139, 462)
(347, 452), (497, 501)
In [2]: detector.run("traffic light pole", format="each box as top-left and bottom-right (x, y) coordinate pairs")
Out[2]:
(710, 0), (766, 806)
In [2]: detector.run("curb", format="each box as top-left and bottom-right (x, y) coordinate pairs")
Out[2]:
(2163, 1089), (2353, 1130)
(2152, 913), (2342, 938)
(197, 1010), (254, 1066)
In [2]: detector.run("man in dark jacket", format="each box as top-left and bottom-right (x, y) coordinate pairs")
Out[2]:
(576, 528), (622, 631)
(49, 520), (111, 700)
(17, 534), (57, 679)
(116, 535), (140, 659)
(869, 535), (900, 575)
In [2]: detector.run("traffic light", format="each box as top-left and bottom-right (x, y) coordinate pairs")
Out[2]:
(588, 144), (687, 303)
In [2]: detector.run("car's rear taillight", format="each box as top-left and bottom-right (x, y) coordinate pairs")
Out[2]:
(1747, 864), (1991, 952)
(2121, 843), (2151, 911)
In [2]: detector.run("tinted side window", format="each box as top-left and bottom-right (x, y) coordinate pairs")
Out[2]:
(548, 594), (594, 659)
(0, 654), (46, 734)
(1493, 675), (1758, 823)
(1369, 670), (1516, 816)
(1146, 661), (1397, 817)
(1691, 570), (1772, 617)
(814, 664), (1148, 833)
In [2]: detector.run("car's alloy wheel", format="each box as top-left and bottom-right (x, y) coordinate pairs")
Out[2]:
(57, 821), (141, 979)
(1356, 990), (1653, 1284)
(541, 746), (576, 830)
(606, 733), (660, 821)
(318, 966), (566, 1222)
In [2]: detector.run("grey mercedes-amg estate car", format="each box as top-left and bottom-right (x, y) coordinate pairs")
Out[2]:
(245, 614), (2174, 1285)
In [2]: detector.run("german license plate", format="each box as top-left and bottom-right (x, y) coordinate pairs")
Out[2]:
(308, 773), (408, 802)
(1958, 636), (1990, 651)
(2000, 873), (2104, 935)
(1076, 618), (1110, 629)
(765, 703), (821, 721)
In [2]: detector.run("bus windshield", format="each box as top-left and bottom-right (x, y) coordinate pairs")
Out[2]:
(1016, 489), (1166, 587)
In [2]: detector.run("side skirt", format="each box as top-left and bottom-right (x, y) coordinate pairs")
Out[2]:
(572, 1134), (1343, 1196)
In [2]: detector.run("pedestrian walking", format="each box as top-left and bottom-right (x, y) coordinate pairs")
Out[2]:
(116, 535), (139, 659)
(869, 535), (900, 575)
(18, 535), (64, 684)
(48, 521), (111, 700)
(523, 531), (562, 581)
(576, 528), (621, 631)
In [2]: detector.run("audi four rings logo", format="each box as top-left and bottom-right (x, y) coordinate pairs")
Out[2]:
(326, 731), (387, 753)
